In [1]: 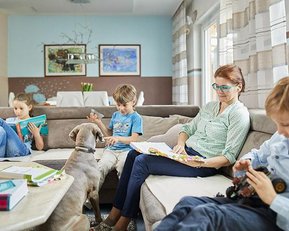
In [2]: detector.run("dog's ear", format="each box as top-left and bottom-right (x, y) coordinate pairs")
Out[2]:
(93, 126), (105, 143)
(69, 125), (80, 141)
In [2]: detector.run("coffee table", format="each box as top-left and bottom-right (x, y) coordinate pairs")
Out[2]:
(0, 161), (74, 231)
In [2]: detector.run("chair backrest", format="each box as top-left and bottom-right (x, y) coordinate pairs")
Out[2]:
(56, 91), (84, 107)
(8, 92), (15, 107)
(136, 91), (145, 106)
(83, 91), (109, 106)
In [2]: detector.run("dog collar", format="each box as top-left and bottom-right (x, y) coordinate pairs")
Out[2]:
(75, 146), (95, 154)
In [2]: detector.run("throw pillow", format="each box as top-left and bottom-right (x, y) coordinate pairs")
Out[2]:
(147, 124), (183, 148)
(169, 114), (193, 124)
(140, 115), (179, 141)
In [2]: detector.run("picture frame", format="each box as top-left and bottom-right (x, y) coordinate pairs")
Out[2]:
(44, 44), (86, 77)
(99, 44), (141, 77)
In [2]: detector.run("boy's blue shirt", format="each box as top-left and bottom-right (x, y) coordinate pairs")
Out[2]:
(241, 132), (289, 231)
(108, 111), (143, 151)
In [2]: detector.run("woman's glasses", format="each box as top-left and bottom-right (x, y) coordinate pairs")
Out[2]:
(212, 83), (236, 92)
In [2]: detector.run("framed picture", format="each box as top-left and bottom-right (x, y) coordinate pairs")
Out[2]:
(44, 44), (86, 77)
(99, 44), (141, 76)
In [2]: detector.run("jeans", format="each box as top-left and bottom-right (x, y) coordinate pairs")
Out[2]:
(113, 147), (218, 218)
(0, 118), (30, 158)
(154, 196), (281, 231)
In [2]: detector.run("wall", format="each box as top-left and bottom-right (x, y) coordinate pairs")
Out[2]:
(186, 0), (218, 106)
(8, 15), (172, 77)
(8, 76), (172, 105)
(7, 15), (173, 104)
(0, 13), (8, 106)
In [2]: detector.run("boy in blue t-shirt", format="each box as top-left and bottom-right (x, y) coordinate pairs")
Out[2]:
(87, 84), (143, 188)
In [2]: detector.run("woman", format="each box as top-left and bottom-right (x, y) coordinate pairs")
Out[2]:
(96, 64), (250, 231)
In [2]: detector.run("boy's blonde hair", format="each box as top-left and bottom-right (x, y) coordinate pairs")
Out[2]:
(265, 77), (289, 116)
(113, 84), (137, 105)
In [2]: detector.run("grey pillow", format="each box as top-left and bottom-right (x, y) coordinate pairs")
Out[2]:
(147, 124), (183, 148)
(169, 114), (193, 124)
(141, 115), (179, 141)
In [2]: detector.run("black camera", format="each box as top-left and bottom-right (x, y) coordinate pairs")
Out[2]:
(226, 166), (286, 200)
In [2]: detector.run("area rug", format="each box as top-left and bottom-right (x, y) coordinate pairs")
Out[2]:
(87, 213), (137, 231)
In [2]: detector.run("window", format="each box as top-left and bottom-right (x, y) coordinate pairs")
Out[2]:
(201, 4), (220, 105)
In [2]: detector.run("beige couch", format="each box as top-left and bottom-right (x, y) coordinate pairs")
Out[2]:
(139, 109), (277, 230)
(0, 105), (200, 203)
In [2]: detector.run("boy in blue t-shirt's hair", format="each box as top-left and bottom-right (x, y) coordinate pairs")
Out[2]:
(87, 84), (143, 188)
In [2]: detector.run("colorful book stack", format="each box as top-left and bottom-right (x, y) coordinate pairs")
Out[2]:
(0, 165), (60, 187)
(0, 179), (28, 211)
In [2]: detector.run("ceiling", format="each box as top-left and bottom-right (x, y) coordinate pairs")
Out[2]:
(0, 0), (182, 16)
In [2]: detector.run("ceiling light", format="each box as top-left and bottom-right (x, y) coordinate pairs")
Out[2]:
(69, 0), (91, 4)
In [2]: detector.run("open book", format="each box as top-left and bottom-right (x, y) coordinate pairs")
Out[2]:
(130, 142), (205, 165)
(7, 114), (48, 142)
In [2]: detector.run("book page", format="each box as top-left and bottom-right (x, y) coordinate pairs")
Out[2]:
(130, 142), (205, 164)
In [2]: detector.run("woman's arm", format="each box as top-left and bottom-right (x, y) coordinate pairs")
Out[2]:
(221, 107), (250, 164)
(172, 132), (189, 154)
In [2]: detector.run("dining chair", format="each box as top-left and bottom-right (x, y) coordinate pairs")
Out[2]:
(56, 91), (84, 107)
(83, 91), (109, 106)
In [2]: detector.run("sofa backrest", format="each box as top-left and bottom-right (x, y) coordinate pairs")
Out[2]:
(0, 105), (200, 150)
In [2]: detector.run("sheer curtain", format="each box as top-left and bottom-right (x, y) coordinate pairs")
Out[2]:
(172, 2), (188, 105)
(220, 0), (288, 108)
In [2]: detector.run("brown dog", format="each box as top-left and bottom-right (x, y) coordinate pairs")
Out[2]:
(38, 123), (104, 231)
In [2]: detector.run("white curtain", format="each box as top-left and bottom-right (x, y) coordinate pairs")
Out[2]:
(220, 0), (288, 108)
(172, 2), (188, 105)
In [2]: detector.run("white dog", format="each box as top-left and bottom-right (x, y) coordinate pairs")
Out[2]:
(38, 123), (104, 231)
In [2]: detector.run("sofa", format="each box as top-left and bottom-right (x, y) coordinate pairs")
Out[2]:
(0, 106), (276, 230)
(0, 105), (200, 203)
(140, 109), (277, 230)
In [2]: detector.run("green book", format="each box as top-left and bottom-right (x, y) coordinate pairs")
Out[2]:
(0, 166), (58, 184)
(7, 114), (48, 143)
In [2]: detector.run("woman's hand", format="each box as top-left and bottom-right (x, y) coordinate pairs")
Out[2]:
(87, 112), (101, 124)
(172, 144), (187, 154)
(246, 166), (277, 205)
(104, 136), (119, 146)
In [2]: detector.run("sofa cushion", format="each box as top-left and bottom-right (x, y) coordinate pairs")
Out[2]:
(147, 124), (183, 148)
(140, 116), (179, 141)
(169, 114), (193, 124)
(140, 175), (232, 229)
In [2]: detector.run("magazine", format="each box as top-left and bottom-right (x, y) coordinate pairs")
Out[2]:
(7, 114), (48, 142)
(130, 142), (205, 165)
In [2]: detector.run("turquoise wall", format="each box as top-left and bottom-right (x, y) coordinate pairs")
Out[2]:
(8, 15), (172, 77)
